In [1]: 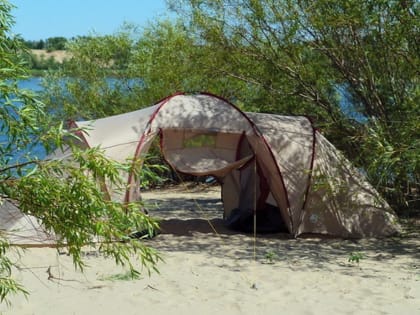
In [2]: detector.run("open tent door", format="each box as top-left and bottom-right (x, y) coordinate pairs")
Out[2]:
(160, 129), (288, 234)
(222, 135), (289, 233)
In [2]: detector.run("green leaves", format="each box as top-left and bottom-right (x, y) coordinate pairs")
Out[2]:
(348, 252), (364, 265)
(357, 118), (419, 210)
(0, 239), (29, 305)
(37, 0), (419, 213)
(169, 0), (419, 213)
(0, 275), (29, 306)
(1, 1), (163, 304)
(7, 147), (162, 274)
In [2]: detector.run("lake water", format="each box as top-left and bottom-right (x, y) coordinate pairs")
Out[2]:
(1, 77), (47, 165)
(17, 77), (44, 91)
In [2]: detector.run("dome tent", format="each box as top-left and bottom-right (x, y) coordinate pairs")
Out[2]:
(67, 92), (399, 238)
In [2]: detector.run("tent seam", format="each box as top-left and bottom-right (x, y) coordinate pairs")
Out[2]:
(124, 92), (186, 203)
(295, 116), (317, 236)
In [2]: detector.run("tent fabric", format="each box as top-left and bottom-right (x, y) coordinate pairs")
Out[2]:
(58, 92), (400, 238)
(161, 129), (253, 177)
(0, 200), (56, 246)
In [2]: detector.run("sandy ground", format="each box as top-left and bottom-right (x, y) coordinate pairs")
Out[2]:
(30, 49), (72, 63)
(1, 184), (419, 315)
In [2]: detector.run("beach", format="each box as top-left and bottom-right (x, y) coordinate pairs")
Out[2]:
(2, 185), (419, 315)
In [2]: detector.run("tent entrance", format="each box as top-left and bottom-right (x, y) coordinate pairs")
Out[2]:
(221, 134), (289, 233)
(160, 129), (288, 234)
(223, 159), (288, 234)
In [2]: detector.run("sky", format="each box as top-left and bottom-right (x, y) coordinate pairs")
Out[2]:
(11, 0), (170, 40)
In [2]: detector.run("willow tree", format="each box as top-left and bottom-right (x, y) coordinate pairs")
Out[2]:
(40, 20), (259, 182)
(41, 20), (255, 122)
(0, 1), (160, 304)
(39, 0), (419, 212)
(169, 0), (419, 214)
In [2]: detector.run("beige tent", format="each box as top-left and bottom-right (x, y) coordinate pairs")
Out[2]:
(0, 200), (56, 246)
(69, 92), (399, 238)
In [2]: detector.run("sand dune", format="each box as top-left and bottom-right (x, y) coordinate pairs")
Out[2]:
(30, 49), (72, 63)
(1, 185), (419, 314)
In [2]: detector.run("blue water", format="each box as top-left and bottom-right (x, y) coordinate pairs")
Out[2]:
(17, 77), (44, 91)
(336, 84), (367, 123)
(1, 77), (47, 171)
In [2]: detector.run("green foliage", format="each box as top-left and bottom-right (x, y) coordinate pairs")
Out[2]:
(0, 1), (29, 301)
(19, 37), (69, 73)
(264, 250), (279, 264)
(9, 147), (162, 272)
(348, 252), (364, 265)
(184, 134), (216, 148)
(20, 51), (62, 71)
(40, 21), (253, 122)
(22, 37), (68, 51)
(0, 0), (162, 304)
(134, 155), (170, 189)
(45, 37), (68, 51)
(37, 0), (418, 213)
(128, 20), (249, 101)
(356, 120), (420, 212)
(41, 29), (139, 121)
(168, 0), (419, 214)
(0, 239), (29, 305)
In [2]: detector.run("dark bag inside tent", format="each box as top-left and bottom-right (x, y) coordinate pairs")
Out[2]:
(225, 203), (288, 233)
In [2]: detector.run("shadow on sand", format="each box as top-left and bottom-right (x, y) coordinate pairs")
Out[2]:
(143, 195), (419, 271)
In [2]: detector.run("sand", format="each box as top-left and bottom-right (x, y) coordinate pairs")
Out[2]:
(29, 49), (72, 63)
(1, 184), (419, 315)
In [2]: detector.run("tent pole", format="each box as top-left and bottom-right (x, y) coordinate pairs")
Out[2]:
(253, 156), (257, 262)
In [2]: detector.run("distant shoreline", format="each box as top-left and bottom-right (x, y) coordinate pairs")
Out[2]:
(30, 49), (72, 63)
